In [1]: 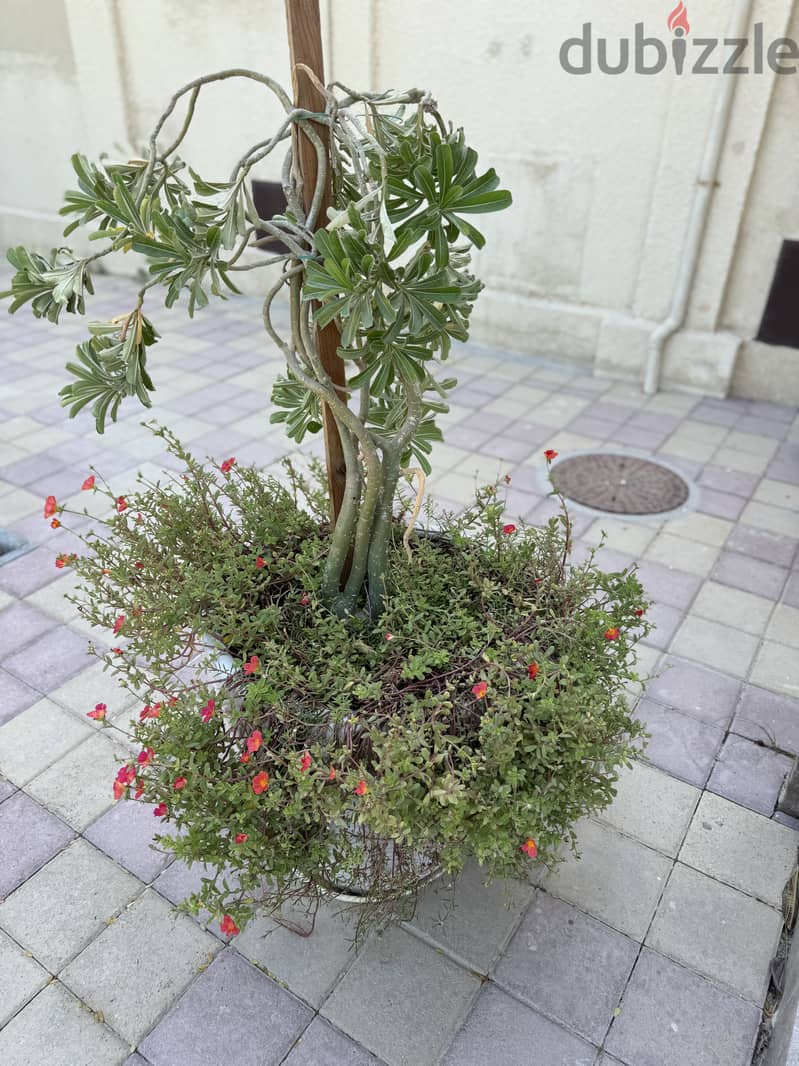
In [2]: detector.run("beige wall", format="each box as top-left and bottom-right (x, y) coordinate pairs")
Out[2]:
(1, 0), (798, 400)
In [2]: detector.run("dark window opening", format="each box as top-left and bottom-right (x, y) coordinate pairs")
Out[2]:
(251, 180), (290, 254)
(757, 239), (799, 349)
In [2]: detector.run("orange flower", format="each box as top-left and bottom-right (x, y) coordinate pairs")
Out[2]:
(521, 838), (538, 858)
(220, 914), (240, 936)
(87, 703), (107, 721)
(43, 495), (57, 519)
(328, 767), (336, 781)
(239, 752), (251, 764)
(544, 449), (558, 462)
(50, 518), (60, 529)
(113, 780), (126, 801)
(243, 655), (260, 676)
(246, 730), (263, 754)
(527, 662), (539, 680)
(255, 556), (265, 569)
(252, 771), (270, 794)
(81, 476), (95, 491)
(471, 681), (488, 700)
(604, 627), (620, 641)
(355, 780), (368, 796)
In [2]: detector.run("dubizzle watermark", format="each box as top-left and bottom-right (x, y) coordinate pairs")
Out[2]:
(560, 2), (799, 75)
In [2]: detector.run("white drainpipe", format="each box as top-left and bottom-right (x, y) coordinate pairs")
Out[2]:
(643, 0), (755, 395)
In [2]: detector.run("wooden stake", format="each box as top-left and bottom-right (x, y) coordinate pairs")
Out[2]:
(284, 0), (348, 526)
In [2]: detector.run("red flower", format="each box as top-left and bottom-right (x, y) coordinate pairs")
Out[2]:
(220, 457), (236, 475)
(112, 647), (123, 656)
(240, 752), (251, 764)
(243, 655), (260, 676)
(300, 594), (310, 607)
(220, 914), (240, 936)
(87, 703), (107, 721)
(134, 561), (144, 570)
(328, 767), (336, 781)
(116, 496), (128, 513)
(502, 524), (517, 535)
(113, 780), (126, 801)
(471, 681), (488, 700)
(604, 627), (620, 642)
(255, 556), (265, 569)
(355, 780), (368, 796)
(55, 554), (75, 569)
(300, 751), (312, 773)
(43, 496), (57, 519)
(112, 615), (125, 635)
(234, 833), (248, 844)
(140, 703), (162, 721)
(200, 699), (216, 724)
(173, 776), (187, 791)
(153, 802), (168, 818)
(137, 747), (154, 767)
(634, 608), (645, 618)
(81, 475), (95, 491)
(252, 771), (270, 794)
(50, 519), (60, 529)
(385, 632), (394, 642)
(544, 449), (558, 462)
(116, 765), (136, 785)
(527, 662), (539, 680)
(134, 780), (144, 800)
(521, 838), (538, 858)
(246, 730), (262, 754)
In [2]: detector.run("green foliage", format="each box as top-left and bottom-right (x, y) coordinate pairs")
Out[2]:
(0, 246), (94, 322)
(59, 432), (650, 933)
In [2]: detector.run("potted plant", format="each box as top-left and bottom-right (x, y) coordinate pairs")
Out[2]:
(1, 67), (649, 936)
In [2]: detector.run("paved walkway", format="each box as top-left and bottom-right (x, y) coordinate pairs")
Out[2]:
(0, 274), (798, 1066)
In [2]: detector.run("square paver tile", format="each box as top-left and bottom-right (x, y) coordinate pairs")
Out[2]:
(768, 604), (799, 648)
(0, 697), (92, 786)
(691, 581), (773, 636)
(61, 889), (220, 1043)
(0, 668), (40, 727)
(605, 948), (760, 1066)
(0, 838), (141, 971)
(539, 819), (672, 940)
(0, 546), (64, 599)
(234, 897), (365, 1008)
(27, 731), (133, 830)
(670, 616), (759, 678)
(666, 513), (732, 548)
(0, 776), (15, 803)
(0, 928), (49, 1026)
(322, 925), (480, 1066)
(48, 660), (138, 725)
(707, 734), (792, 816)
(644, 534), (719, 578)
(408, 860), (532, 974)
(85, 799), (174, 882)
(640, 602), (684, 651)
(2, 623), (91, 692)
(727, 525), (798, 568)
(440, 984), (598, 1066)
(139, 950), (311, 1066)
(596, 761), (699, 857)
(493, 891), (637, 1044)
(732, 684), (799, 754)
(0, 601), (57, 661)
(643, 656), (740, 726)
(712, 551), (788, 599)
(0, 790), (74, 898)
(647, 863), (781, 1003)
(634, 560), (702, 611)
(283, 1017), (384, 1066)
(751, 640), (799, 699)
(679, 791), (798, 907)
(0, 981), (129, 1066)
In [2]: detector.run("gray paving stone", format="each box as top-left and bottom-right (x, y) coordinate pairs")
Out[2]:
(0, 546), (64, 598)
(124, 1057), (150, 1066)
(0, 776), (16, 803)
(644, 656), (741, 726)
(713, 550), (788, 599)
(61, 889), (220, 1043)
(408, 860), (532, 974)
(0, 697), (93, 786)
(680, 791), (799, 907)
(632, 560), (702, 611)
(0, 928), (49, 1026)
(733, 685), (799, 754)
(696, 487), (746, 520)
(322, 925), (480, 1066)
(647, 863), (781, 1003)
(1, 984), (128, 1066)
(0, 667), (41, 726)
(153, 857), (238, 938)
(0, 790), (74, 898)
(27, 731), (132, 830)
(440, 983), (598, 1066)
(708, 734), (792, 816)
(634, 698), (725, 787)
(539, 819), (672, 941)
(2, 623), (92, 693)
(139, 950), (311, 1066)
(234, 897), (364, 1007)
(85, 799), (174, 882)
(751, 639), (799, 699)
(605, 948), (761, 1066)
(493, 890), (637, 1044)
(0, 839), (141, 971)
(727, 524), (798, 567)
(670, 615), (759, 678)
(0, 601), (57, 662)
(597, 761), (699, 857)
(283, 1017), (385, 1066)
(641, 601), (684, 651)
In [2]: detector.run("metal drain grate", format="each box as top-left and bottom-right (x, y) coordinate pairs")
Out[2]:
(551, 453), (690, 515)
(0, 529), (31, 567)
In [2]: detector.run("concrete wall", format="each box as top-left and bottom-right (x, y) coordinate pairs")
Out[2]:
(1, 0), (798, 401)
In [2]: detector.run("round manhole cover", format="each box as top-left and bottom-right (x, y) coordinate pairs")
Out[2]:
(551, 453), (690, 515)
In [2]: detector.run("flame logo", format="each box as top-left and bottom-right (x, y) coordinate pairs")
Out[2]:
(667, 1), (690, 34)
